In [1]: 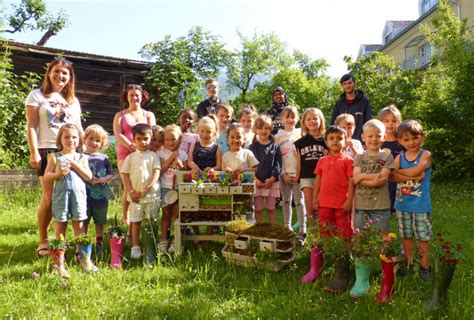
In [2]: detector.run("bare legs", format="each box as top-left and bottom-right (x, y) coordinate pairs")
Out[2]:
(38, 176), (53, 247)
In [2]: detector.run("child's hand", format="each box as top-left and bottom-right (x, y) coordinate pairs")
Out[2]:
(58, 160), (70, 176)
(342, 199), (352, 214)
(191, 167), (200, 175)
(313, 199), (318, 212)
(173, 158), (183, 169)
(413, 172), (426, 181)
(255, 178), (263, 189)
(127, 143), (136, 152)
(281, 174), (292, 184)
(263, 177), (276, 188)
(96, 177), (108, 185)
(224, 167), (233, 173)
(122, 216), (129, 226)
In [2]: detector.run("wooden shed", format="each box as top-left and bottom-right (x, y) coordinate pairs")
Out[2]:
(2, 40), (151, 133)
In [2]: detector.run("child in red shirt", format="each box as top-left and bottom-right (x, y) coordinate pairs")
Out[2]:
(302, 125), (354, 291)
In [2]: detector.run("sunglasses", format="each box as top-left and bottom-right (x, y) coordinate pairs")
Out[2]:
(54, 57), (73, 65)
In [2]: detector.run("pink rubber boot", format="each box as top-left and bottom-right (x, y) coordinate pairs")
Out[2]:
(301, 247), (324, 283)
(110, 237), (124, 269)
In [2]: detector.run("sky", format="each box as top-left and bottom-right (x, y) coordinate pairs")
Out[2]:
(2, 0), (420, 78)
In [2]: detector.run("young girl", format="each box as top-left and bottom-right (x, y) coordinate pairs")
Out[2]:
(157, 124), (188, 252)
(274, 106), (306, 241)
(294, 108), (328, 226)
(335, 113), (364, 158)
(44, 124), (95, 276)
(215, 103), (234, 155)
(83, 124), (114, 255)
(238, 104), (257, 149)
(222, 123), (259, 173)
(178, 108), (198, 155)
(188, 115), (222, 239)
(150, 125), (164, 152)
(249, 115), (282, 225)
(379, 105), (405, 212)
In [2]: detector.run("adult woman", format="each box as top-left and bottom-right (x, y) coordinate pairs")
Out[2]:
(25, 57), (83, 257)
(113, 85), (156, 224)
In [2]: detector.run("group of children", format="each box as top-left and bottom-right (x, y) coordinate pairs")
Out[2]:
(47, 98), (432, 288)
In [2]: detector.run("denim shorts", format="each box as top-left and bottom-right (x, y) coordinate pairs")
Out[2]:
(52, 190), (88, 222)
(299, 178), (314, 190)
(396, 211), (432, 241)
(354, 209), (392, 233)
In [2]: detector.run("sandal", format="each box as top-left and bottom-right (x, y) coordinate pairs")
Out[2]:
(36, 244), (50, 257)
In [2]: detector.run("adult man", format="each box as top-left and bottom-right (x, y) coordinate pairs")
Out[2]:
(197, 79), (221, 118)
(267, 86), (289, 135)
(331, 74), (372, 140)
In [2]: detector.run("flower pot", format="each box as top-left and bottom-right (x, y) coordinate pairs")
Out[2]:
(376, 257), (397, 303)
(141, 220), (158, 265)
(424, 262), (456, 311)
(109, 237), (124, 269)
(49, 249), (70, 278)
(350, 258), (372, 298)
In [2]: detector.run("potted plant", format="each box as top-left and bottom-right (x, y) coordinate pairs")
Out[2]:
(301, 225), (324, 283)
(376, 232), (401, 303)
(48, 234), (70, 278)
(424, 233), (462, 311)
(74, 234), (99, 273)
(107, 215), (128, 269)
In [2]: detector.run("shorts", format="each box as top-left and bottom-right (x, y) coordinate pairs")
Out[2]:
(52, 190), (88, 222)
(160, 187), (171, 200)
(86, 205), (108, 225)
(37, 148), (57, 176)
(318, 206), (352, 239)
(396, 211), (432, 241)
(354, 209), (391, 233)
(129, 202), (155, 223)
(300, 178), (314, 190)
(254, 196), (277, 212)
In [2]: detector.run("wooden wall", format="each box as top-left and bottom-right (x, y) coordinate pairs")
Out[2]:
(9, 46), (149, 133)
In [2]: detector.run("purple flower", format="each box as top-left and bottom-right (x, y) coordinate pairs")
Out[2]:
(31, 272), (40, 279)
(61, 281), (68, 288)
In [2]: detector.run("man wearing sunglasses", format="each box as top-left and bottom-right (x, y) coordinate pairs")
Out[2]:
(197, 79), (221, 118)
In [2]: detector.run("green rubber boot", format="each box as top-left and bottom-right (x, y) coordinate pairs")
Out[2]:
(349, 258), (371, 299)
(141, 219), (158, 266)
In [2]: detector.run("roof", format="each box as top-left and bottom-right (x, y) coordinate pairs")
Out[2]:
(388, 20), (416, 28)
(361, 44), (382, 51)
(1, 40), (151, 69)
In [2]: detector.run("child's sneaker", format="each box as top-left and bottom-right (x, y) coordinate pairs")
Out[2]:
(167, 241), (175, 253)
(158, 240), (168, 253)
(296, 233), (306, 246)
(130, 246), (141, 259)
(419, 266), (432, 280)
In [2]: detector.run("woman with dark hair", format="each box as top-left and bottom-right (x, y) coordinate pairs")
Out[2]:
(113, 84), (156, 224)
(25, 57), (84, 257)
(267, 86), (289, 135)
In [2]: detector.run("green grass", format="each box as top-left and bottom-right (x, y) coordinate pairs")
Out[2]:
(0, 182), (473, 319)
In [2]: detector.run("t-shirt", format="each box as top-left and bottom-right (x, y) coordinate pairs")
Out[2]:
(353, 150), (395, 210)
(157, 149), (188, 189)
(294, 135), (328, 179)
(121, 150), (161, 203)
(216, 130), (229, 154)
(179, 132), (198, 155)
(222, 149), (259, 171)
(25, 89), (81, 149)
(343, 139), (364, 159)
(249, 141), (282, 181)
(243, 131), (255, 149)
(274, 128), (301, 177)
(86, 153), (114, 207)
(315, 153), (353, 209)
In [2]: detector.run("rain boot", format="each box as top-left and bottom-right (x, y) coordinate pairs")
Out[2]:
(110, 237), (124, 269)
(141, 220), (158, 266)
(79, 244), (99, 273)
(350, 258), (371, 299)
(301, 247), (324, 283)
(324, 254), (351, 293)
(50, 249), (70, 278)
(423, 262), (456, 311)
(376, 257), (397, 303)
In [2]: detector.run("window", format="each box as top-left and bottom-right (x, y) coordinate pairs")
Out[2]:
(422, 0), (437, 15)
(420, 44), (432, 67)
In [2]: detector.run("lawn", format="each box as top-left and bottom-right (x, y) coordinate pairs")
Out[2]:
(0, 181), (472, 319)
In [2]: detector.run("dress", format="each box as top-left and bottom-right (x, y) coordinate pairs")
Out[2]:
(51, 152), (88, 222)
(222, 149), (259, 171)
(394, 150), (432, 213)
(179, 132), (198, 155)
(331, 90), (372, 140)
(158, 149), (188, 189)
(294, 135), (328, 179)
(25, 89), (81, 149)
(117, 109), (150, 162)
(249, 141), (282, 198)
(274, 128), (301, 177)
(192, 141), (218, 170)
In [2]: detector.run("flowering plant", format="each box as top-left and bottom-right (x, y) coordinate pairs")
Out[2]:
(432, 233), (462, 266)
(351, 220), (383, 267)
(305, 224), (346, 258)
(73, 233), (95, 245)
(379, 232), (402, 263)
(107, 213), (128, 239)
(48, 234), (68, 251)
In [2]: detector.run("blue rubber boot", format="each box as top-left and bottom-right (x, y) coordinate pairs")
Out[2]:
(349, 257), (371, 299)
(79, 244), (99, 273)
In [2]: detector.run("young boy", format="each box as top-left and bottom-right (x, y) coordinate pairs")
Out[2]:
(391, 120), (432, 279)
(83, 124), (115, 255)
(335, 113), (364, 158)
(121, 123), (161, 259)
(353, 119), (395, 235)
(310, 125), (354, 291)
(215, 103), (234, 155)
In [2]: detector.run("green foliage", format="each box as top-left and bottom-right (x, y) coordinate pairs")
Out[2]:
(226, 31), (292, 98)
(344, 52), (420, 114)
(412, 0), (474, 179)
(104, 142), (117, 170)
(0, 44), (41, 168)
(1, 0), (68, 35)
(140, 26), (231, 125)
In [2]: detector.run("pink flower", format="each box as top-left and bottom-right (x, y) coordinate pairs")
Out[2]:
(61, 281), (68, 288)
(31, 272), (40, 279)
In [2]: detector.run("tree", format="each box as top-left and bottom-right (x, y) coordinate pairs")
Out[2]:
(1, 0), (69, 46)
(226, 31), (292, 99)
(413, 0), (474, 179)
(140, 26), (231, 125)
(293, 50), (329, 80)
(344, 52), (420, 115)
